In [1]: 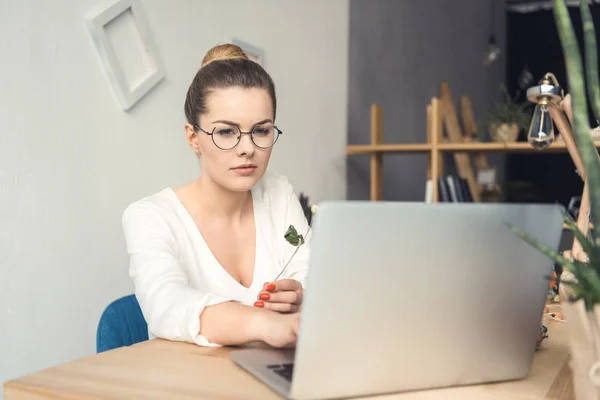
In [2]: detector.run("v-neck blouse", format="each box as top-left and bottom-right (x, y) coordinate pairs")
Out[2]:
(122, 172), (311, 346)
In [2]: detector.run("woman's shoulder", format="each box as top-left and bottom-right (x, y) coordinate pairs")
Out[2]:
(122, 188), (178, 227)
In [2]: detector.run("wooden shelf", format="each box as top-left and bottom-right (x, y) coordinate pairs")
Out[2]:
(346, 143), (432, 155)
(346, 141), (600, 155)
(346, 82), (595, 204)
(438, 140), (600, 152)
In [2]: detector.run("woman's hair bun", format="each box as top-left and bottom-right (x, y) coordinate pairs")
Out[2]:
(201, 43), (249, 67)
(185, 42), (277, 126)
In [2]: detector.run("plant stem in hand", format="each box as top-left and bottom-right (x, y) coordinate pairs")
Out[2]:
(273, 226), (311, 281)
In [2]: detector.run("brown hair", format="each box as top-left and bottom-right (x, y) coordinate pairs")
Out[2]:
(184, 44), (277, 127)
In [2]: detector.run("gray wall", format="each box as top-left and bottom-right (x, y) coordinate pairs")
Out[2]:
(347, 0), (506, 201)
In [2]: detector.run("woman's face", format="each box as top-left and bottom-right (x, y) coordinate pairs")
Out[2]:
(187, 86), (276, 193)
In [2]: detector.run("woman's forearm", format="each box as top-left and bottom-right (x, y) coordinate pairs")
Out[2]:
(199, 301), (267, 345)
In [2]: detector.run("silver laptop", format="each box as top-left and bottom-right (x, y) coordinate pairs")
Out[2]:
(230, 201), (563, 400)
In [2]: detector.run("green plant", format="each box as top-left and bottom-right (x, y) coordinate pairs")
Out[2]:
(284, 225), (306, 247)
(298, 192), (314, 226)
(507, 0), (600, 311)
(487, 84), (533, 133)
(272, 225), (309, 281)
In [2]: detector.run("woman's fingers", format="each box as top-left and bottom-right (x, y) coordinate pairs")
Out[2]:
(264, 279), (302, 293)
(262, 279), (303, 303)
(259, 290), (300, 304)
(253, 279), (304, 312)
(254, 301), (299, 313)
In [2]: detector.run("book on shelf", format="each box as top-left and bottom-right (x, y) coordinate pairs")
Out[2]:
(425, 179), (433, 203)
(429, 174), (473, 203)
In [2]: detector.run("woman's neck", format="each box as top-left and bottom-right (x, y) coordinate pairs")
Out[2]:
(195, 175), (251, 222)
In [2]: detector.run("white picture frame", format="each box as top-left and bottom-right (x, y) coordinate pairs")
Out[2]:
(85, 0), (165, 111)
(228, 37), (265, 66)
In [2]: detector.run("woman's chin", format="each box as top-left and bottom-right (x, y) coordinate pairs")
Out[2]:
(225, 170), (264, 192)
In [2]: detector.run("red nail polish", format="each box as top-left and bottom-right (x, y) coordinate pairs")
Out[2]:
(254, 301), (264, 307)
(265, 284), (276, 291)
(259, 293), (270, 300)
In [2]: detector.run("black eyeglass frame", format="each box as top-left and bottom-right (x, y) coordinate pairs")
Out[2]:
(193, 123), (283, 150)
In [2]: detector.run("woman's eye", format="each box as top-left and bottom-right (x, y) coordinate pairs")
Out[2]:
(217, 129), (235, 136)
(254, 128), (270, 135)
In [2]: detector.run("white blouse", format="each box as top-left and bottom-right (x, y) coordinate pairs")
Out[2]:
(121, 172), (312, 346)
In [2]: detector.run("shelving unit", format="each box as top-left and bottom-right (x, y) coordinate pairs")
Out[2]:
(346, 82), (600, 202)
(346, 141), (590, 155)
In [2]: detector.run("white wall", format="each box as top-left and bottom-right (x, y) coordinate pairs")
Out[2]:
(0, 0), (348, 392)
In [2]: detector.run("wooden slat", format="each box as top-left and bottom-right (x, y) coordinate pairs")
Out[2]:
(440, 83), (480, 201)
(549, 106), (585, 178)
(347, 142), (600, 155)
(460, 96), (478, 139)
(426, 103), (434, 202)
(370, 104), (383, 201)
(460, 96), (489, 171)
(572, 181), (590, 261)
(431, 98), (442, 202)
(558, 93), (600, 173)
(346, 144), (432, 155)
(434, 98), (444, 177)
(427, 104), (433, 147)
(436, 141), (600, 152)
(557, 95), (596, 263)
(563, 94), (574, 125)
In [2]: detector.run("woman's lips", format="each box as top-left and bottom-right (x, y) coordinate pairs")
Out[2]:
(232, 165), (257, 175)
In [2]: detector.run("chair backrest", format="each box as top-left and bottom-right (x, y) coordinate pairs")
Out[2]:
(96, 294), (149, 353)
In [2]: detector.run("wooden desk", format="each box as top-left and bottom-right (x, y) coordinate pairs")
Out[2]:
(4, 317), (573, 400)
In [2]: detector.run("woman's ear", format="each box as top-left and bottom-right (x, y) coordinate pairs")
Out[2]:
(185, 123), (201, 155)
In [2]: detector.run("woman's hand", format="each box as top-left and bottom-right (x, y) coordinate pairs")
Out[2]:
(254, 279), (303, 313)
(254, 311), (300, 348)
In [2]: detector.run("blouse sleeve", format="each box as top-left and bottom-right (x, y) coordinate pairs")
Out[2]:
(122, 203), (234, 347)
(278, 181), (312, 288)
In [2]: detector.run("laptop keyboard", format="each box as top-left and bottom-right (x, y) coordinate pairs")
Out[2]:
(267, 363), (294, 382)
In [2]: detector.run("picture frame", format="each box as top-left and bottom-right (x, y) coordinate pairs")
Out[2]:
(85, 0), (165, 111)
(228, 37), (265, 66)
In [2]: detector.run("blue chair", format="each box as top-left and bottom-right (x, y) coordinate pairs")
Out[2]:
(96, 294), (149, 353)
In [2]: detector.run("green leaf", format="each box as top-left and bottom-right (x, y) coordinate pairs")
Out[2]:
(563, 213), (596, 265)
(284, 225), (301, 247)
(506, 222), (575, 267)
(275, 225), (310, 282)
(561, 277), (585, 293)
(554, 0), (600, 257)
(565, 259), (590, 289)
(559, 277), (586, 303)
(582, 267), (600, 300)
(507, 221), (600, 307)
(561, 259), (600, 310)
(580, 0), (600, 122)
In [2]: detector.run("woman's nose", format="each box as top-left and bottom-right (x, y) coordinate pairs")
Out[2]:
(236, 133), (255, 155)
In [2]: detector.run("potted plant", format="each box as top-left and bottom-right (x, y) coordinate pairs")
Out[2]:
(486, 85), (532, 142)
(298, 192), (315, 226)
(508, 0), (600, 398)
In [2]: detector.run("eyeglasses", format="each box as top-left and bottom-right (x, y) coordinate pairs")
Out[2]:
(193, 123), (282, 150)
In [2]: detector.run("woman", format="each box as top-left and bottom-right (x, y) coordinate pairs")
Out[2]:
(122, 44), (311, 348)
